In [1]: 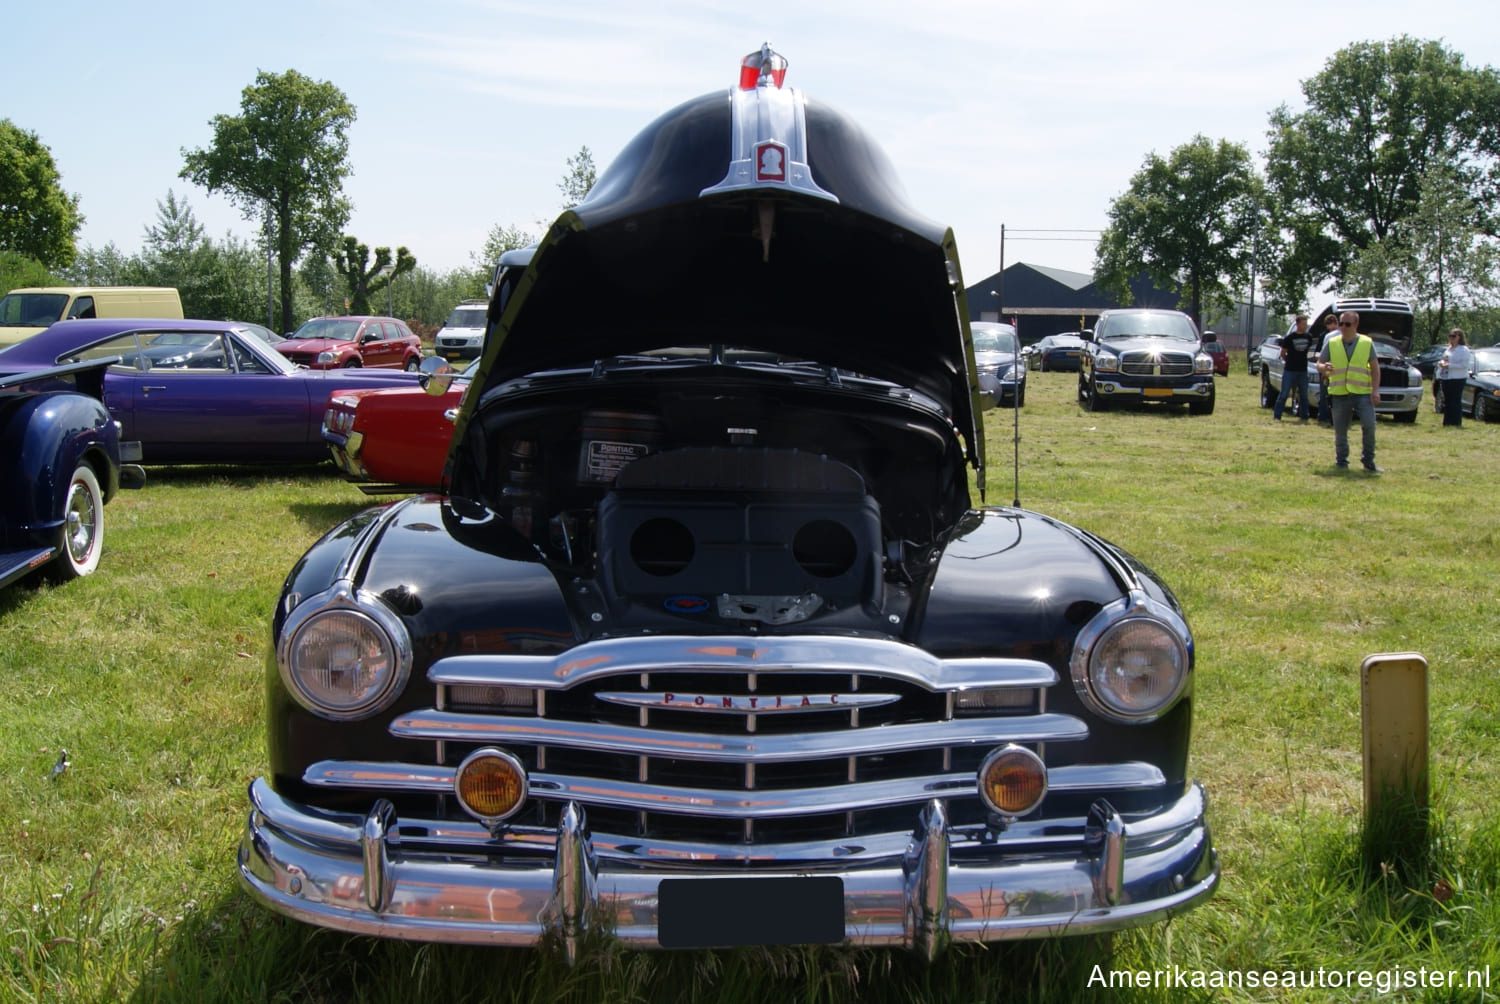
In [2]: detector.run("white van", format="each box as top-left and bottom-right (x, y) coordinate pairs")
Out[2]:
(0, 286), (184, 348)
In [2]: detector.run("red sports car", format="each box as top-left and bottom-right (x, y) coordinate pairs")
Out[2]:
(276, 316), (424, 370)
(322, 361), (473, 490)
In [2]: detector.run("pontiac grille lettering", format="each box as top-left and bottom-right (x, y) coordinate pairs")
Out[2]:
(596, 691), (900, 713)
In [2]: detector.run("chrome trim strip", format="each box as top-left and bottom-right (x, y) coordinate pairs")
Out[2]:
(303, 760), (1165, 815)
(596, 690), (901, 714)
(700, 84), (837, 203)
(253, 777), (1193, 862)
(333, 496), (417, 584)
(389, 711), (1088, 761)
(426, 635), (1058, 693)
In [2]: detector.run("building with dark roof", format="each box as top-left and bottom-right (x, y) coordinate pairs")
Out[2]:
(966, 263), (1270, 356)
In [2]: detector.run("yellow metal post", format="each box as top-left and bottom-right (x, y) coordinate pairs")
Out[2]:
(1360, 652), (1429, 823)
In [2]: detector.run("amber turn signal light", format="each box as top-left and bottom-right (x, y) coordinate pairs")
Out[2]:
(454, 748), (528, 823)
(978, 745), (1048, 817)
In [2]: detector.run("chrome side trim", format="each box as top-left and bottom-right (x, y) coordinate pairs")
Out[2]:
(389, 711), (1088, 761)
(427, 635), (1058, 692)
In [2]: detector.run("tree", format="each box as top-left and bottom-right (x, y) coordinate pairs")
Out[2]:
(1265, 37), (1500, 294)
(0, 119), (83, 268)
(180, 70), (356, 334)
(1346, 166), (1500, 343)
(558, 146), (597, 209)
(334, 237), (415, 316)
(1093, 136), (1262, 325)
(1, 250), (56, 295)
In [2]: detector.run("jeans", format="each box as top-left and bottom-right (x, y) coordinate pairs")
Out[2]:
(1330, 394), (1375, 467)
(1273, 366), (1310, 419)
(1440, 377), (1467, 426)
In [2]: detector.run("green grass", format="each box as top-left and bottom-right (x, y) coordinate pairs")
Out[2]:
(3, 374), (1498, 1002)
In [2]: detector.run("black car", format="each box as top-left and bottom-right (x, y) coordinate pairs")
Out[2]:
(0, 358), (145, 588)
(239, 44), (1217, 957)
(1410, 343), (1448, 380)
(1078, 308), (1217, 414)
(1450, 345), (1500, 420)
(1030, 333), (1087, 372)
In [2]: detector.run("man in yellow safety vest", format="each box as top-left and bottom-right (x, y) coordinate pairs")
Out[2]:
(1315, 311), (1382, 472)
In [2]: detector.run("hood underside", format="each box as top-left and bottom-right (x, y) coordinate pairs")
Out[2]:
(470, 88), (983, 471)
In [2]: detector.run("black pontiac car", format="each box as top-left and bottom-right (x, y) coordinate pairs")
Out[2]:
(240, 46), (1217, 957)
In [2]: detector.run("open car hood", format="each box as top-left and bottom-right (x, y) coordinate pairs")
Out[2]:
(469, 73), (984, 472)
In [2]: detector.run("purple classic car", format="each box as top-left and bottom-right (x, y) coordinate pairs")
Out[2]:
(1, 357), (145, 588)
(0, 319), (421, 465)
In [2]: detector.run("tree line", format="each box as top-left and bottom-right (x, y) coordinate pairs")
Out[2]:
(1, 69), (595, 335)
(7, 40), (1497, 346)
(1094, 36), (1500, 347)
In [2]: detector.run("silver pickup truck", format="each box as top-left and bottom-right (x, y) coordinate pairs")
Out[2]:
(1257, 298), (1423, 422)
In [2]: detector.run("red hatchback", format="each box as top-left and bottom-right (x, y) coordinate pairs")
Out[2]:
(276, 316), (424, 370)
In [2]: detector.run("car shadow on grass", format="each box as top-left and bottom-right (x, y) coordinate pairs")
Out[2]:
(130, 885), (1118, 1003)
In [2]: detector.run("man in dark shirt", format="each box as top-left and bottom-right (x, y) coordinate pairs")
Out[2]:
(1273, 313), (1315, 420)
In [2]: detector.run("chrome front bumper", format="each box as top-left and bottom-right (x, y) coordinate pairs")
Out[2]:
(239, 777), (1217, 958)
(1092, 378), (1214, 399)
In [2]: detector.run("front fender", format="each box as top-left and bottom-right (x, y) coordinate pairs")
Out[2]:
(267, 496), (580, 806)
(1, 390), (120, 545)
(912, 508), (1194, 794)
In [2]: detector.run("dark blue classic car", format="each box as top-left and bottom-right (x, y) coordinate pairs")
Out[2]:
(0, 319), (421, 465)
(240, 45), (1217, 956)
(0, 358), (144, 588)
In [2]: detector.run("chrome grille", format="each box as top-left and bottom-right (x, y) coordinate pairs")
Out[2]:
(1120, 350), (1194, 377)
(303, 636), (1168, 847)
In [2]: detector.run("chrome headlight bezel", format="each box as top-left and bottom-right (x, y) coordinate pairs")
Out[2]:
(1093, 353), (1118, 373)
(1069, 591), (1191, 724)
(1194, 353), (1214, 374)
(277, 585), (413, 720)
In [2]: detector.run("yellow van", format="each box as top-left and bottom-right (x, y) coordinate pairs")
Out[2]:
(0, 286), (184, 348)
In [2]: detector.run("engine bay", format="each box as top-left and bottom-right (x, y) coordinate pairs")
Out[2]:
(449, 375), (972, 609)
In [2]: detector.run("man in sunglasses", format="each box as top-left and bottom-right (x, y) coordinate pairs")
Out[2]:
(1316, 311), (1382, 472)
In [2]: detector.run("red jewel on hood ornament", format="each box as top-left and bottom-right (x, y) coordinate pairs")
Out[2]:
(738, 43), (788, 90)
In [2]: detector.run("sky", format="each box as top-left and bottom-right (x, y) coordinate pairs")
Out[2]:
(6, 0), (1500, 286)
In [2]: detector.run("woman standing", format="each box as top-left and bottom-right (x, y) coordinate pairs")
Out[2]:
(1437, 328), (1475, 427)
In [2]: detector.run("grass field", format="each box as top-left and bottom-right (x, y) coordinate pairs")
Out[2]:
(2, 370), (1497, 1002)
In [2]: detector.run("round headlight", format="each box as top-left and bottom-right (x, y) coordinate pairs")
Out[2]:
(1086, 618), (1187, 719)
(1071, 594), (1190, 723)
(279, 590), (411, 719)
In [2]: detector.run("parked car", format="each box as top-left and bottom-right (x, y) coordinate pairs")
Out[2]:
(1438, 345), (1500, 421)
(1202, 338), (1229, 376)
(1259, 301), (1423, 422)
(323, 359), (477, 490)
(0, 319), (422, 464)
(0, 285), (183, 349)
(275, 316), (424, 370)
(0, 357), (145, 588)
(970, 321), (1026, 407)
(239, 45), (1217, 956)
(1030, 333), (1086, 372)
(433, 300), (489, 363)
(1409, 343), (1448, 380)
(1078, 308), (1216, 414)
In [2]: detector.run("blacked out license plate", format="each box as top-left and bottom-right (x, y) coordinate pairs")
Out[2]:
(657, 876), (844, 948)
